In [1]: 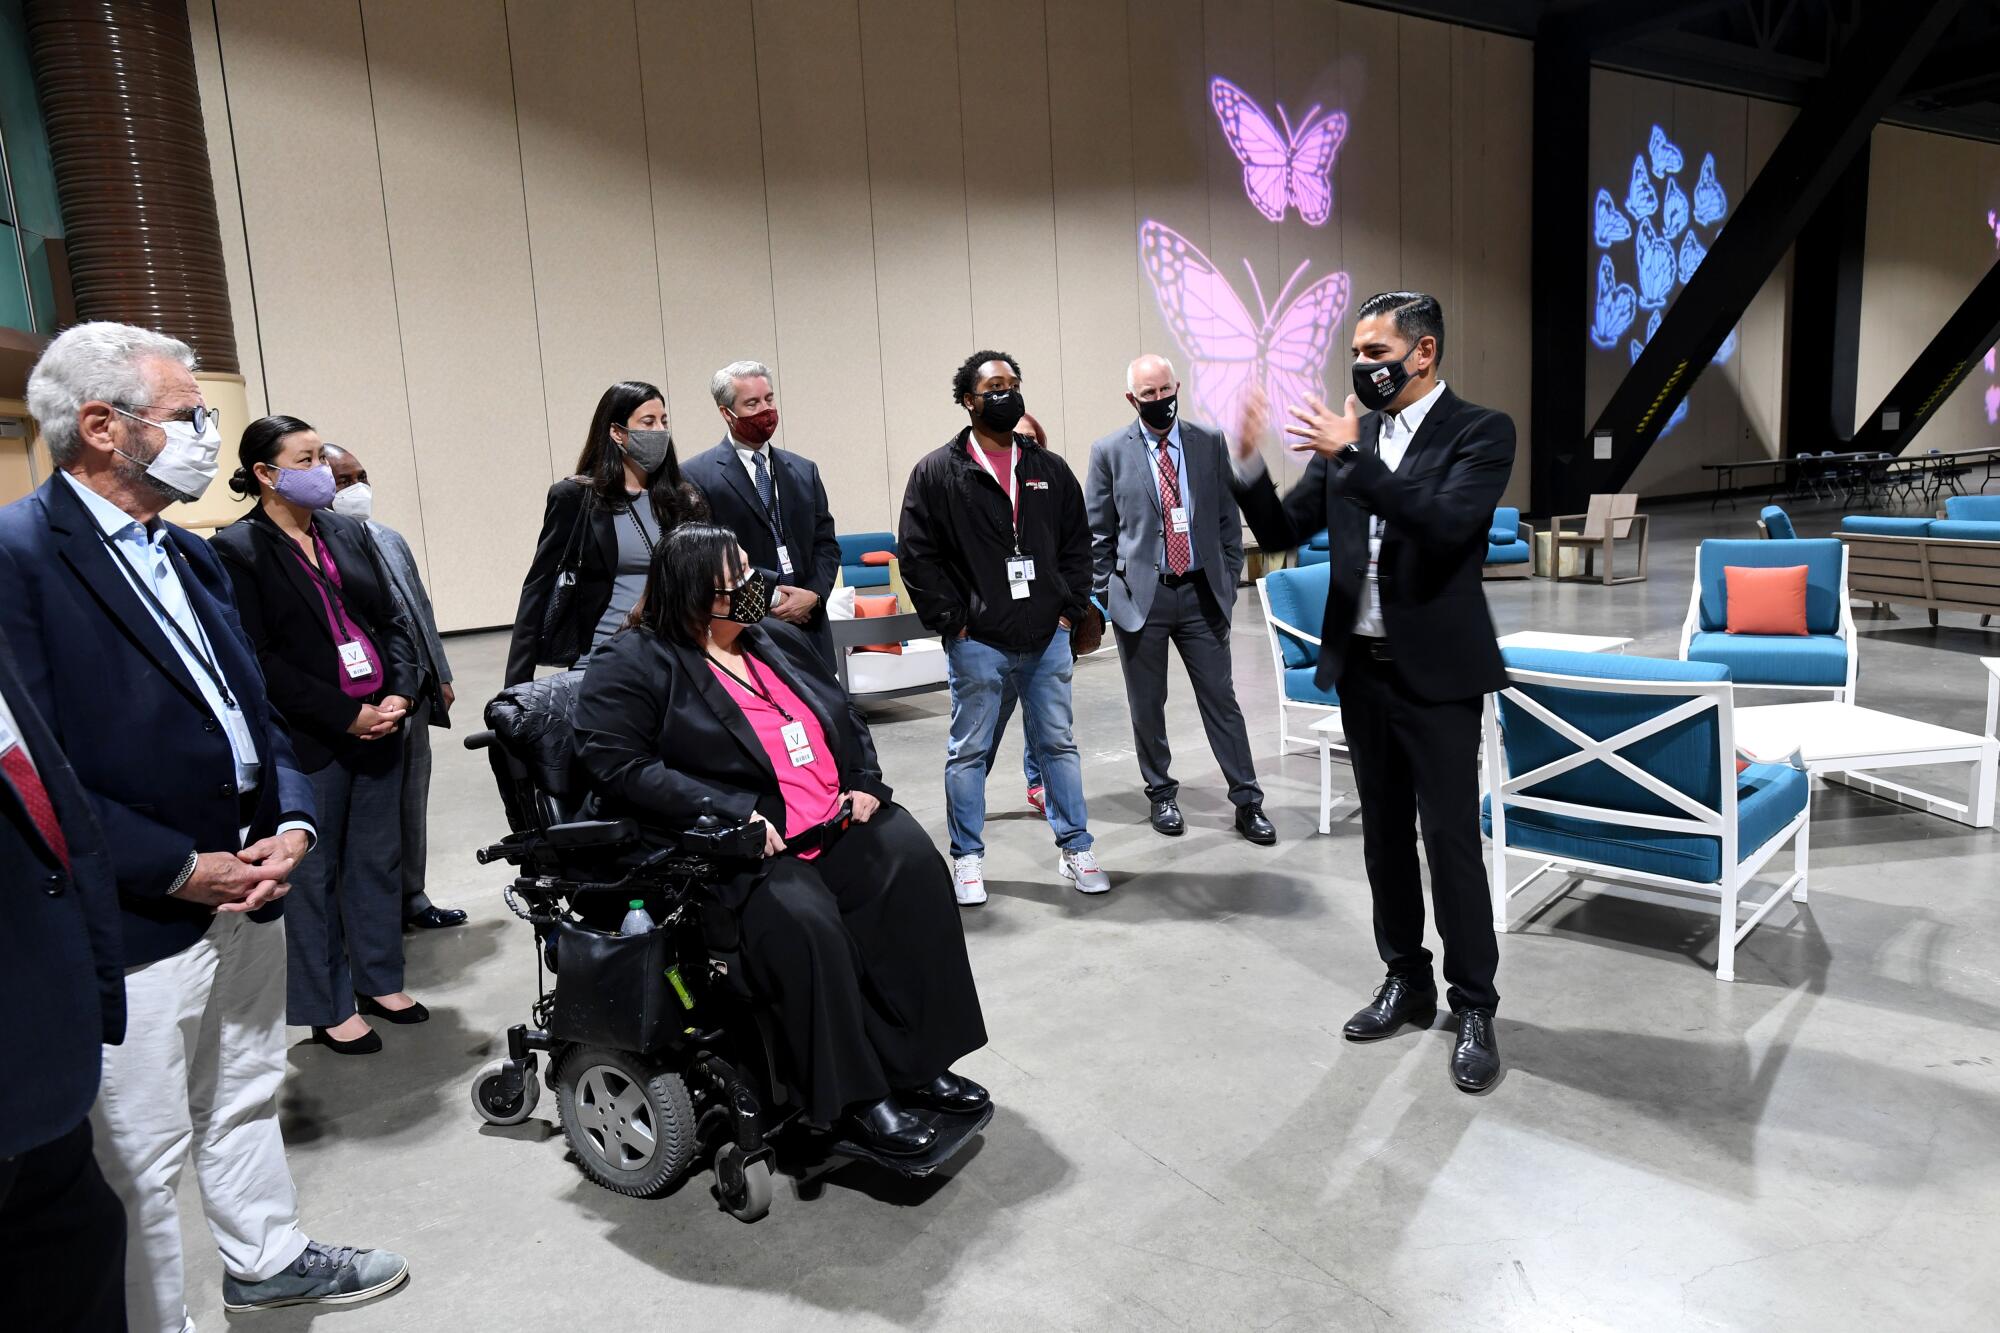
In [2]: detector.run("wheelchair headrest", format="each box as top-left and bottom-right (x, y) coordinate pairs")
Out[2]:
(484, 669), (588, 801)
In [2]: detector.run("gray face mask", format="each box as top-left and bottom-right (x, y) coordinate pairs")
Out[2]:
(619, 427), (673, 476)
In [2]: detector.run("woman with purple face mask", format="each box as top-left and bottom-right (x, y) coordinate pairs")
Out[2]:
(212, 416), (427, 1056)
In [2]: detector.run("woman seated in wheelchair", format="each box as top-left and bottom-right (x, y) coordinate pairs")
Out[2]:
(573, 523), (988, 1157)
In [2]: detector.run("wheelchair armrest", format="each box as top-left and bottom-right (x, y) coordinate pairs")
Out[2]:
(463, 730), (495, 752)
(543, 818), (638, 849)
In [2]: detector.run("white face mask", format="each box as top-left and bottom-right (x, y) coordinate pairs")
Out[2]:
(112, 410), (223, 502)
(330, 482), (374, 520)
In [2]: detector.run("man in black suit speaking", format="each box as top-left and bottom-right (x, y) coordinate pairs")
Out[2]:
(684, 360), (842, 669)
(1229, 291), (1513, 1093)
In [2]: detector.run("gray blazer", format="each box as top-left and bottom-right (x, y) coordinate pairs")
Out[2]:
(369, 520), (454, 724)
(1086, 417), (1244, 634)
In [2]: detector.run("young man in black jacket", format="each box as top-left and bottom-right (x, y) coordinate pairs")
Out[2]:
(898, 351), (1109, 905)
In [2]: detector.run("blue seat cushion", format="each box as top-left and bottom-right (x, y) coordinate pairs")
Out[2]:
(1489, 507), (1521, 544)
(842, 564), (892, 589)
(1686, 631), (1848, 686)
(1305, 529), (1330, 551)
(1695, 538), (1845, 634)
(1297, 545), (1330, 567)
(1486, 541), (1530, 564)
(1482, 761), (1806, 883)
(1282, 667), (1339, 707)
(1928, 520), (2000, 542)
(1263, 563), (1330, 669)
(1944, 496), (2000, 521)
(1840, 516), (1934, 537)
(1759, 505), (1796, 540)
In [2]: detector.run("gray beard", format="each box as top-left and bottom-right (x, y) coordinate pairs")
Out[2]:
(114, 449), (199, 508)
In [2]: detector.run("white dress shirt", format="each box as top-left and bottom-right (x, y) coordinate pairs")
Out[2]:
(1354, 379), (1446, 637)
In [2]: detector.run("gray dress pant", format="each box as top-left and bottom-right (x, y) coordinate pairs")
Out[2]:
(400, 696), (435, 915)
(1113, 575), (1262, 807)
(286, 745), (405, 1026)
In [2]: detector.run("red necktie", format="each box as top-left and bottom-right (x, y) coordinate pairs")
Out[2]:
(1157, 444), (1191, 576)
(2, 742), (71, 871)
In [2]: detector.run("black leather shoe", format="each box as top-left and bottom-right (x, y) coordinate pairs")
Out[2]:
(355, 995), (430, 1025)
(311, 1026), (382, 1055)
(1451, 1008), (1501, 1093)
(1342, 975), (1438, 1041)
(1235, 803), (1277, 845)
(405, 906), (467, 930)
(899, 1070), (990, 1114)
(1149, 798), (1185, 836)
(844, 1097), (937, 1156)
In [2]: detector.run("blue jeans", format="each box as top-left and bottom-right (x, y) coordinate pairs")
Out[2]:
(945, 632), (1090, 858)
(985, 678), (1045, 790)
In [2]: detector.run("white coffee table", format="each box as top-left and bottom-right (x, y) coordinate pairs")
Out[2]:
(1497, 631), (1632, 653)
(1734, 700), (1997, 828)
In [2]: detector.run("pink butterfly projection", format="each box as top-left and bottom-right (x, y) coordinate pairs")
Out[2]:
(1210, 78), (1347, 225)
(1140, 221), (1351, 458)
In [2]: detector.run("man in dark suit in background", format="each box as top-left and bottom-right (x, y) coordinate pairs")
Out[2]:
(0, 633), (127, 1331)
(684, 360), (842, 669)
(1229, 292), (1514, 1093)
(1087, 354), (1273, 844)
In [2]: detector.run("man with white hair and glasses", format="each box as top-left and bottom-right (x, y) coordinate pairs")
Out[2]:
(0, 322), (410, 1327)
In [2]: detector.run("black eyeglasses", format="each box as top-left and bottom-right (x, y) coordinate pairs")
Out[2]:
(111, 402), (222, 435)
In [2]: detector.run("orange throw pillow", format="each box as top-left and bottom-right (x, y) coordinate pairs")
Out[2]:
(860, 550), (893, 566)
(854, 594), (902, 654)
(1724, 565), (1808, 636)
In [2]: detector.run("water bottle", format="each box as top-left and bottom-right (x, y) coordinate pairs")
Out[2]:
(618, 899), (655, 937)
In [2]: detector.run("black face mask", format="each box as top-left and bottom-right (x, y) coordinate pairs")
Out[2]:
(716, 570), (770, 625)
(974, 389), (1027, 434)
(1135, 393), (1178, 432)
(1351, 348), (1417, 412)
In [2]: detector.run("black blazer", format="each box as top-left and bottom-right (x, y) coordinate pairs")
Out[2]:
(1231, 387), (1514, 702)
(506, 478), (616, 687)
(573, 620), (892, 906)
(213, 507), (421, 773)
(0, 633), (125, 1157)
(0, 476), (315, 967)
(682, 439), (841, 616)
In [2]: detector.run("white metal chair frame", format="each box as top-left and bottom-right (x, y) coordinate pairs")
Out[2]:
(1256, 574), (1341, 756)
(1483, 667), (1808, 982)
(1676, 545), (1859, 702)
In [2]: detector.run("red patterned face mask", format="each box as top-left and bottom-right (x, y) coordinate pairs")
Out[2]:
(730, 408), (779, 445)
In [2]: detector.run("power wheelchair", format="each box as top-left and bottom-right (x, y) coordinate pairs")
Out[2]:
(463, 671), (991, 1221)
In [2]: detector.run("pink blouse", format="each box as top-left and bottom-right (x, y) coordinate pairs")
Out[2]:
(707, 652), (842, 859)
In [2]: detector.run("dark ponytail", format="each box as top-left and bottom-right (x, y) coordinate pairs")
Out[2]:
(230, 414), (315, 498)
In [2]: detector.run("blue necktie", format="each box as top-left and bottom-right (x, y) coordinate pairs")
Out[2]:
(752, 450), (774, 518)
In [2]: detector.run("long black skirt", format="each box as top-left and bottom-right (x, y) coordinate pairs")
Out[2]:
(729, 802), (986, 1124)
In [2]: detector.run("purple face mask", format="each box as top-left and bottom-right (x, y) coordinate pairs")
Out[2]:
(270, 462), (337, 511)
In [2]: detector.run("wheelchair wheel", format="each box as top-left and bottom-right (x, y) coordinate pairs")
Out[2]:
(554, 1045), (697, 1198)
(470, 1057), (540, 1126)
(714, 1142), (773, 1223)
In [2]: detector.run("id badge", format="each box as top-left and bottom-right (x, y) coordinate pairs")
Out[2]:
(777, 543), (794, 576)
(780, 719), (815, 767)
(221, 706), (262, 771)
(1006, 556), (1035, 583)
(337, 640), (374, 679)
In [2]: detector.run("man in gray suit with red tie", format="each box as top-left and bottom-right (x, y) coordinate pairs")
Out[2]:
(1086, 354), (1274, 845)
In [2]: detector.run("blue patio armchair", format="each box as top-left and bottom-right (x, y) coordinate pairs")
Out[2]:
(1678, 538), (1856, 701)
(1256, 563), (1340, 754)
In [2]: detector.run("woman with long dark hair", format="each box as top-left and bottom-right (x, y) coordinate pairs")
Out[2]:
(573, 523), (988, 1155)
(211, 415), (425, 1054)
(504, 380), (705, 685)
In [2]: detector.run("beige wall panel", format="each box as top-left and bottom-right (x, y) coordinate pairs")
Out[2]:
(636, 0), (777, 432)
(210, 0), (422, 563)
(1047, 0), (1140, 454)
(1395, 16), (1454, 296)
(186, 0), (266, 422)
(1328, 5), (1399, 311)
(753, 0), (889, 530)
(508, 0), (668, 470)
(955, 0), (1068, 463)
(858, 0), (974, 503)
(362, 0), (549, 628)
(1733, 100), (1795, 460)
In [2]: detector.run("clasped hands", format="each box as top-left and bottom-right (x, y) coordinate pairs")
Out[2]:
(770, 585), (820, 625)
(747, 789), (880, 857)
(173, 827), (311, 912)
(1229, 385), (1364, 463)
(348, 694), (411, 740)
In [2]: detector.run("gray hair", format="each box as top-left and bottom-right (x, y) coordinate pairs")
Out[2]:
(1126, 353), (1176, 394)
(27, 321), (198, 467)
(709, 359), (773, 408)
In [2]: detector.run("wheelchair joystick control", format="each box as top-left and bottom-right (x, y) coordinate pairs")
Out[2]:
(693, 798), (722, 832)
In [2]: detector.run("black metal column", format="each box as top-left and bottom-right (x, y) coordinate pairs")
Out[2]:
(1784, 145), (1871, 454)
(1528, 22), (1591, 517)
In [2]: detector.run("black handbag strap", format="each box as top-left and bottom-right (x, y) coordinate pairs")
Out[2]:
(556, 488), (595, 575)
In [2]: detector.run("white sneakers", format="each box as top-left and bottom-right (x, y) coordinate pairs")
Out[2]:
(1059, 848), (1111, 894)
(952, 854), (987, 906)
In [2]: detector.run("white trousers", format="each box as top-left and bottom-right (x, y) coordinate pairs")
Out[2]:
(92, 913), (308, 1333)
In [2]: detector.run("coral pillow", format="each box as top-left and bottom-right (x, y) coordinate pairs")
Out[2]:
(861, 550), (893, 566)
(854, 594), (902, 654)
(1724, 565), (1808, 636)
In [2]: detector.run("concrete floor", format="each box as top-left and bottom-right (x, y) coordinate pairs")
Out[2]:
(178, 497), (2000, 1332)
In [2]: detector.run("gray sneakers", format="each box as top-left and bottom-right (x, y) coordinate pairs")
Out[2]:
(222, 1240), (410, 1312)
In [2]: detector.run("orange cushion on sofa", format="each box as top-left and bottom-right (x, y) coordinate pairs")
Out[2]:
(1724, 565), (1808, 636)
(854, 594), (902, 654)
(860, 550), (894, 566)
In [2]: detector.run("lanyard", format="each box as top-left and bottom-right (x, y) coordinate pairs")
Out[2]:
(706, 650), (794, 724)
(93, 524), (239, 709)
(966, 438), (1021, 551)
(281, 527), (368, 642)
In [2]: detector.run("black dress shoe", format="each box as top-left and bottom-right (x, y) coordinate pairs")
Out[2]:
(1235, 803), (1277, 845)
(1342, 975), (1438, 1041)
(1149, 798), (1186, 836)
(899, 1070), (990, 1114)
(311, 1026), (382, 1055)
(844, 1097), (937, 1156)
(405, 906), (467, 930)
(1451, 1008), (1501, 1093)
(355, 995), (430, 1025)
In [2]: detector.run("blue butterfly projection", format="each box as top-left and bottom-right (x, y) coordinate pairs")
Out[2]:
(1591, 125), (1737, 437)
